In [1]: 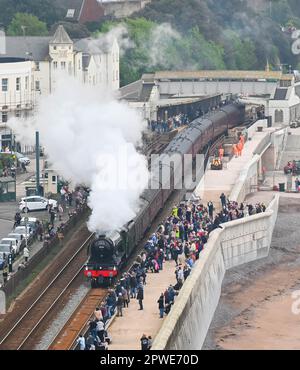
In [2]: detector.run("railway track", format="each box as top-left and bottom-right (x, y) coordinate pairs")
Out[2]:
(49, 288), (107, 350)
(0, 233), (95, 350)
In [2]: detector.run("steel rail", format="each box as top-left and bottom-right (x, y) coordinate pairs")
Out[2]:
(0, 232), (95, 349)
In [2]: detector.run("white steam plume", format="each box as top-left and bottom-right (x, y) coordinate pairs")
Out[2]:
(9, 75), (149, 233)
(147, 23), (181, 67)
(91, 24), (134, 56)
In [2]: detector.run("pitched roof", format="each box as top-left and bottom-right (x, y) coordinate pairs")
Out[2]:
(53, 0), (85, 21)
(74, 37), (113, 54)
(50, 25), (73, 44)
(1, 36), (52, 61)
(152, 70), (293, 81)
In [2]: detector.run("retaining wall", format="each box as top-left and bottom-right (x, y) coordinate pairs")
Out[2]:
(152, 195), (279, 350)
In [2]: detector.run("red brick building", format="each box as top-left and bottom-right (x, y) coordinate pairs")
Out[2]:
(56, 0), (105, 24)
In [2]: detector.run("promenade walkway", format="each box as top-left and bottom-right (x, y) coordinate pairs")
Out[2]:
(195, 127), (275, 204)
(107, 125), (277, 350)
(109, 261), (176, 350)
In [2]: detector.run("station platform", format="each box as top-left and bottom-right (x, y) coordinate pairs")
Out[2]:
(195, 127), (275, 205)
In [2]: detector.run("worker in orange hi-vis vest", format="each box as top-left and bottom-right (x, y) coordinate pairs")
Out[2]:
(232, 144), (238, 158)
(239, 138), (244, 150)
(219, 147), (224, 161)
(237, 141), (243, 156)
(239, 134), (245, 145)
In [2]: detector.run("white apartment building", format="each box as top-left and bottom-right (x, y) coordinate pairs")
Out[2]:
(0, 57), (35, 122)
(0, 25), (120, 124)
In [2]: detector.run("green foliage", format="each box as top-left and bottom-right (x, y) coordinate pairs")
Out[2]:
(0, 0), (63, 28)
(7, 13), (48, 36)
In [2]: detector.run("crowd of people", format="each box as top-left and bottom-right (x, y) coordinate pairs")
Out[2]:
(148, 113), (190, 133)
(78, 193), (267, 351)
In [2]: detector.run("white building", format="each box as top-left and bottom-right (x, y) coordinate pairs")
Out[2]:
(0, 57), (35, 122)
(0, 25), (120, 122)
(121, 70), (300, 125)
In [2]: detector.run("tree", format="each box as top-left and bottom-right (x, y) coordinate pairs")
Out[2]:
(7, 13), (48, 36)
(0, 0), (64, 28)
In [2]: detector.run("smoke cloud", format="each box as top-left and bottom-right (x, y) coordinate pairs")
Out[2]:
(91, 24), (134, 56)
(147, 23), (181, 67)
(9, 75), (149, 233)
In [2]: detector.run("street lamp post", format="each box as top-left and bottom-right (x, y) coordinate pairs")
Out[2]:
(35, 131), (40, 196)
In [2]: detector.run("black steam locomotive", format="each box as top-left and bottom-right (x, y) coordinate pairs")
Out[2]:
(84, 103), (246, 286)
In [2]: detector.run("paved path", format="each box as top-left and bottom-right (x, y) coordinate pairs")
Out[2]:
(109, 260), (177, 350)
(195, 128), (274, 204)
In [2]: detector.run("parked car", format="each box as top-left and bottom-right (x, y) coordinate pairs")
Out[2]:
(20, 217), (38, 234)
(8, 233), (26, 251)
(0, 238), (19, 254)
(13, 226), (33, 244)
(15, 152), (30, 166)
(0, 243), (15, 260)
(290, 121), (300, 128)
(0, 252), (8, 270)
(19, 196), (57, 213)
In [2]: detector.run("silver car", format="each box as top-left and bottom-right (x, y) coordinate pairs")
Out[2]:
(8, 233), (26, 251)
(0, 238), (19, 254)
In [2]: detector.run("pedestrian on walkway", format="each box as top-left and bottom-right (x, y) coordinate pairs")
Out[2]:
(207, 201), (214, 219)
(2, 264), (8, 283)
(68, 192), (73, 207)
(157, 293), (165, 318)
(220, 193), (226, 209)
(137, 284), (144, 310)
(23, 247), (29, 263)
(140, 334), (149, 350)
(129, 273), (137, 298)
(49, 207), (56, 225)
(116, 293), (123, 317)
(14, 212), (21, 228)
(148, 336), (152, 350)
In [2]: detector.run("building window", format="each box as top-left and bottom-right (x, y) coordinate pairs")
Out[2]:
(15, 105), (21, 118)
(116, 70), (119, 80)
(61, 61), (66, 70)
(275, 109), (284, 123)
(78, 59), (81, 70)
(53, 61), (58, 69)
(16, 77), (21, 91)
(25, 76), (29, 90)
(2, 78), (8, 92)
(35, 81), (40, 91)
(53, 46), (57, 50)
(36, 62), (40, 71)
(2, 110), (8, 123)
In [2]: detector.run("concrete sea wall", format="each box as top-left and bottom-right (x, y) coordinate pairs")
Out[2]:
(152, 195), (279, 350)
